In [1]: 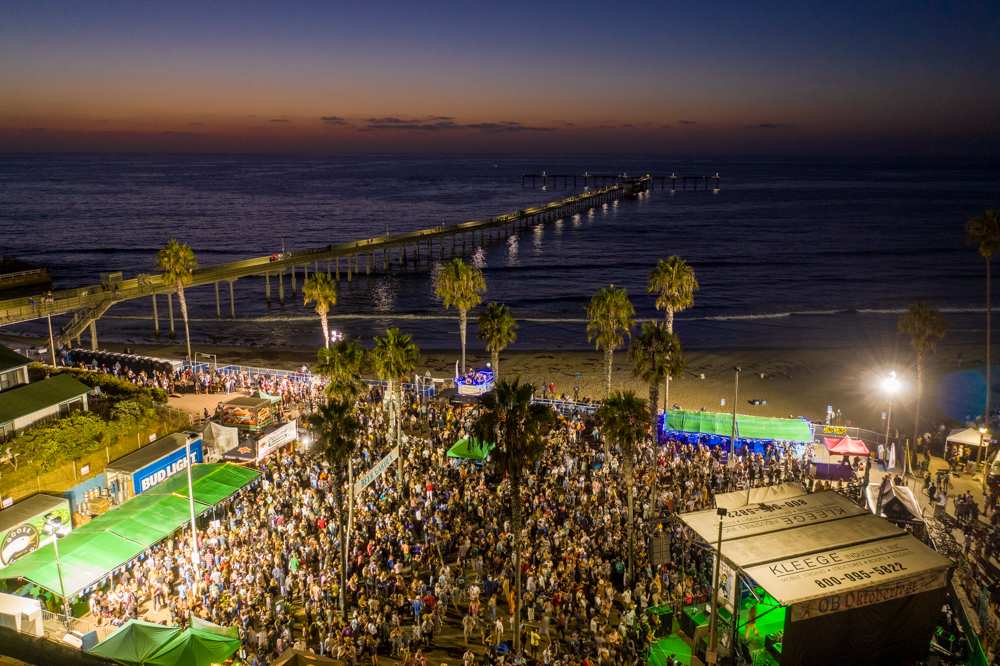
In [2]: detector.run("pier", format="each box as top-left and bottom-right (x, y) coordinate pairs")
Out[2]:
(0, 176), (653, 345)
(522, 171), (720, 192)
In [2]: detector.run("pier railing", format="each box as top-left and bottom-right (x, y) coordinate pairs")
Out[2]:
(0, 177), (647, 332)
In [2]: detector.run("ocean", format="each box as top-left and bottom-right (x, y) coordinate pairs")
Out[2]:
(0, 154), (997, 353)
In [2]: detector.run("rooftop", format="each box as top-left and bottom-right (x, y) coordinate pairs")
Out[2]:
(0, 374), (90, 424)
(0, 346), (31, 373)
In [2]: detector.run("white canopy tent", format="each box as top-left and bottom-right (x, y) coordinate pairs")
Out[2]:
(946, 427), (986, 447)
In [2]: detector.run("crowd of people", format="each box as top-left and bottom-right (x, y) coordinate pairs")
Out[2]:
(73, 380), (817, 665)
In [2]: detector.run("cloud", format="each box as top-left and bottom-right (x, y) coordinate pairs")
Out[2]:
(268, 118), (290, 123)
(363, 117), (554, 133)
(678, 120), (697, 125)
(320, 115), (349, 126)
(747, 122), (794, 129)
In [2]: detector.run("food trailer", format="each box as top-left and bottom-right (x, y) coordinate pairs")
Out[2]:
(223, 419), (297, 463)
(104, 432), (203, 503)
(218, 396), (275, 431)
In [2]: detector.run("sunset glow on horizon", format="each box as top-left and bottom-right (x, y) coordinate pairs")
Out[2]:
(2, 1), (998, 154)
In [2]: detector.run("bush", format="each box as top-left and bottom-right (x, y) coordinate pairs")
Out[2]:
(45, 366), (168, 404)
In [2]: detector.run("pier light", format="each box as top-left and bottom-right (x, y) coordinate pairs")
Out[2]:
(330, 329), (344, 343)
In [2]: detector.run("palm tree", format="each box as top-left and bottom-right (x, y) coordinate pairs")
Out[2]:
(434, 258), (486, 373)
(315, 338), (368, 402)
(648, 256), (698, 409)
(596, 390), (648, 585)
(477, 302), (518, 379)
(372, 327), (420, 489)
(303, 272), (338, 349)
(966, 210), (1000, 453)
(586, 285), (635, 398)
(898, 304), (947, 448)
(156, 239), (197, 361)
(473, 379), (557, 655)
(306, 397), (360, 619)
(630, 321), (684, 434)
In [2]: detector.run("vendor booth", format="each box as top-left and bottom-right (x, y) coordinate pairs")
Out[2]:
(0, 590), (42, 636)
(217, 396), (275, 431)
(105, 432), (203, 503)
(0, 464), (259, 609)
(866, 476), (924, 527)
(223, 419), (297, 463)
(822, 436), (869, 457)
(455, 366), (495, 397)
(677, 490), (951, 665)
(0, 494), (71, 569)
(447, 436), (495, 462)
(87, 616), (240, 666)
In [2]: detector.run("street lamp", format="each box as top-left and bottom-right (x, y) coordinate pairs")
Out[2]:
(43, 516), (71, 626)
(729, 367), (741, 464)
(880, 371), (901, 446)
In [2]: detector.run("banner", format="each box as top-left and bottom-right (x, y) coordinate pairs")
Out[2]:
(790, 569), (948, 621)
(353, 447), (399, 496)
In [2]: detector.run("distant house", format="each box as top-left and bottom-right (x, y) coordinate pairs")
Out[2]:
(0, 374), (90, 441)
(0, 347), (30, 393)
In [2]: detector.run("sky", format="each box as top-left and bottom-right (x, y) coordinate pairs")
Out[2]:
(1, 1), (999, 154)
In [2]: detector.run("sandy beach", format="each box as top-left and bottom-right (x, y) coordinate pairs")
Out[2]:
(4, 329), (982, 435)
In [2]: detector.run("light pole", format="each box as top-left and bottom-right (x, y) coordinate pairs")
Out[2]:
(729, 367), (741, 464)
(706, 507), (728, 665)
(43, 517), (71, 627)
(880, 371), (901, 470)
(978, 427), (990, 492)
(184, 435), (201, 587)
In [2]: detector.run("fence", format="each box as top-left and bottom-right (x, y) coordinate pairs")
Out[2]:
(812, 423), (887, 446)
(0, 406), (191, 504)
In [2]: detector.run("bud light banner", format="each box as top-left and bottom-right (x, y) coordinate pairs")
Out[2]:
(133, 439), (203, 495)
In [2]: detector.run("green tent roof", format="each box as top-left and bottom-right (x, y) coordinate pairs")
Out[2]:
(87, 619), (181, 665)
(447, 437), (495, 461)
(145, 626), (241, 666)
(0, 374), (89, 424)
(664, 409), (813, 442)
(0, 463), (259, 597)
(0, 345), (30, 373)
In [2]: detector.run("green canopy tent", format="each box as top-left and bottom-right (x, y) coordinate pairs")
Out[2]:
(0, 463), (259, 599)
(447, 437), (495, 462)
(145, 624), (241, 666)
(664, 409), (813, 442)
(87, 619), (181, 665)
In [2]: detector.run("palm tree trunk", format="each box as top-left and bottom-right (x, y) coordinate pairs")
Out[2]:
(512, 464), (523, 654)
(664, 307), (674, 414)
(459, 309), (468, 373)
(336, 481), (347, 619)
(913, 352), (924, 451)
(649, 383), (660, 439)
(626, 460), (635, 586)
(604, 347), (614, 399)
(347, 459), (355, 559)
(492, 350), (500, 381)
(390, 379), (404, 490)
(320, 310), (330, 349)
(983, 258), (992, 466)
(176, 283), (192, 361)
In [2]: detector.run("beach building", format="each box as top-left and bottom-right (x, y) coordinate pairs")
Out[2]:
(0, 346), (30, 392)
(0, 354), (90, 440)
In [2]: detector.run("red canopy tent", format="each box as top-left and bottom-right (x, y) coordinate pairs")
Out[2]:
(823, 436), (870, 456)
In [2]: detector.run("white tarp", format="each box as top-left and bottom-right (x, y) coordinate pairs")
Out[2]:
(714, 482), (806, 510)
(680, 491), (866, 544)
(946, 427), (986, 446)
(202, 422), (239, 452)
(743, 534), (951, 620)
(0, 591), (42, 636)
(719, 513), (903, 568)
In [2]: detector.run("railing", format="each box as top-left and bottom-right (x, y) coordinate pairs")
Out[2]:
(532, 397), (599, 414)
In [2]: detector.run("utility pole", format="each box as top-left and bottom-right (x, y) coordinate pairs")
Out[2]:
(707, 507), (728, 664)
